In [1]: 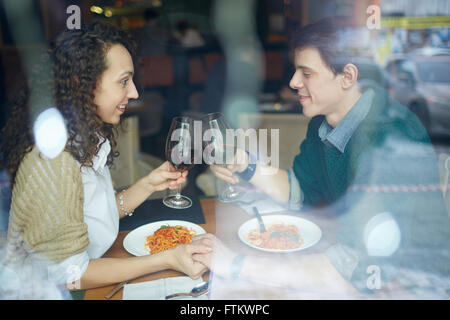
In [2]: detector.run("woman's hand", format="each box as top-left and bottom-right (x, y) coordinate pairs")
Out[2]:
(140, 161), (188, 194)
(190, 233), (236, 278)
(165, 239), (212, 279)
(117, 161), (188, 219)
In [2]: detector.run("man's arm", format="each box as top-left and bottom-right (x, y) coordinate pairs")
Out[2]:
(240, 253), (363, 298)
(211, 157), (290, 204)
(210, 149), (291, 203)
(248, 161), (290, 203)
(192, 234), (363, 298)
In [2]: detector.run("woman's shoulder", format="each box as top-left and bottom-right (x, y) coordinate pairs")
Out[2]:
(17, 147), (81, 182)
(23, 147), (77, 165)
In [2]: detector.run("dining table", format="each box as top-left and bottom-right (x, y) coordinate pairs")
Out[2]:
(83, 196), (342, 300)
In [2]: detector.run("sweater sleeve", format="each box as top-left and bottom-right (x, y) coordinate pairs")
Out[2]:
(7, 148), (89, 264)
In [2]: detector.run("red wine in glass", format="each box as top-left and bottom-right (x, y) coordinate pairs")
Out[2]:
(163, 117), (195, 209)
(202, 112), (245, 202)
(166, 149), (195, 171)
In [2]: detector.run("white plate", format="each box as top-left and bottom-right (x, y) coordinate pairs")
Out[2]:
(123, 220), (206, 256)
(238, 215), (322, 253)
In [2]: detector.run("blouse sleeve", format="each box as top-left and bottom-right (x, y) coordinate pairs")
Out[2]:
(8, 148), (89, 264)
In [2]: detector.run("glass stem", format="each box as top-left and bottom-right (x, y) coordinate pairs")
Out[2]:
(175, 184), (182, 199)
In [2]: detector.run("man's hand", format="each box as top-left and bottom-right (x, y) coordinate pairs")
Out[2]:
(209, 148), (248, 184)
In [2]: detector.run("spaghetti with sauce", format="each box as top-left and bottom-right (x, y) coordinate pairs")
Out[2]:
(145, 225), (197, 254)
(247, 222), (303, 250)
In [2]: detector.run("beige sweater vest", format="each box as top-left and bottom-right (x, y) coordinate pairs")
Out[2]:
(6, 147), (89, 264)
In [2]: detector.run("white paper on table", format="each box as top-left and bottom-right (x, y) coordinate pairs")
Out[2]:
(122, 276), (208, 300)
(239, 197), (287, 215)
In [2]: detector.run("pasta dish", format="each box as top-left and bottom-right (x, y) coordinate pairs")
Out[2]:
(247, 222), (303, 250)
(145, 225), (197, 254)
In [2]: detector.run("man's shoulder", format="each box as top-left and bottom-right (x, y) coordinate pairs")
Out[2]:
(362, 86), (430, 143)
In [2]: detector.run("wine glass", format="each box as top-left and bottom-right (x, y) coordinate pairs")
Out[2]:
(202, 112), (245, 202)
(163, 116), (195, 209)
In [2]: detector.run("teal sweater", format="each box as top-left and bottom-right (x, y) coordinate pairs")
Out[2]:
(293, 85), (434, 207)
(293, 85), (450, 295)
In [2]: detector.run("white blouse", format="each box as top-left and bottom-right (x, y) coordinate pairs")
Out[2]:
(48, 139), (119, 285)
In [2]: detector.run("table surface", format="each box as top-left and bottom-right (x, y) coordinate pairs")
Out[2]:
(83, 197), (337, 300)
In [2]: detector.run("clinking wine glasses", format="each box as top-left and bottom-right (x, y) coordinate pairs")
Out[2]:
(163, 116), (195, 209)
(202, 112), (246, 202)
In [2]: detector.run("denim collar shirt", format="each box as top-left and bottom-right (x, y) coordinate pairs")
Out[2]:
(318, 89), (375, 153)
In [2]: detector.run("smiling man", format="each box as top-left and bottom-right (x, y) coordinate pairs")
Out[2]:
(289, 46), (361, 127)
(208, 18), (450, 298)
(212, 18), (374, 207)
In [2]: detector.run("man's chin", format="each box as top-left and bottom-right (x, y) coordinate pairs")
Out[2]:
(301, 105), (316, 118)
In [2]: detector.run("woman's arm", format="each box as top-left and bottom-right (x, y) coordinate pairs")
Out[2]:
(76, 240), (211, 290)
(115, 161), (188, 218)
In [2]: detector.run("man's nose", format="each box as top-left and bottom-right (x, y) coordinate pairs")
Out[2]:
(289, 72), (303, 90)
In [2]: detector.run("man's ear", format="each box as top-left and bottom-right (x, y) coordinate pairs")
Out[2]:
(340, 63), (358, 89)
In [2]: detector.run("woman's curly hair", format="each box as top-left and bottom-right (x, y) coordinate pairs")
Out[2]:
(1, 22), (137, 186)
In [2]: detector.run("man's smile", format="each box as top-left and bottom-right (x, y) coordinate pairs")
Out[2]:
(298, 93), (311, 103)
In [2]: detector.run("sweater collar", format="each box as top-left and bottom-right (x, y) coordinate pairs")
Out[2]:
(319, 88), (375, 153)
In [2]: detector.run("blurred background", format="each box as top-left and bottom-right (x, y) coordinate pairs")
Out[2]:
(0, 0), (449, 230)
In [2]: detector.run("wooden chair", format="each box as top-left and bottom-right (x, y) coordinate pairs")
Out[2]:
(188, 52), (223, 85)
(237, 112), (310, 170)
(138, 55), (174, 88)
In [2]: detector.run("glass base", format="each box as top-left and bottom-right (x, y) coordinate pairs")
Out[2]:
(218, 186), (245, 203)
(163, 194), (193, 209)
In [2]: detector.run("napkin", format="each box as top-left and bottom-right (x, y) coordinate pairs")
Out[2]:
(234, 190), (287, 215)
(122, 277), (208, 300)
(239, 198), (287, 215)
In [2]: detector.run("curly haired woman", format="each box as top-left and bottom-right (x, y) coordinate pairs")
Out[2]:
(1, 23), (210, 292)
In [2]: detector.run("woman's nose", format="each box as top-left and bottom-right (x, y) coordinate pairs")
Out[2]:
(128, 81), (139, 99)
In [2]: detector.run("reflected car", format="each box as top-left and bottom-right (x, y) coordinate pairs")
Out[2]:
(385, 55), (450, 136)
(407, 47), (450, 57)
(352, 57), (390, 89)
(336, 57), (391, 89)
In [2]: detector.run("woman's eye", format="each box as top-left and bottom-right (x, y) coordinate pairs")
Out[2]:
(303, 73), (311, 78)
(120, 78), (129, 86)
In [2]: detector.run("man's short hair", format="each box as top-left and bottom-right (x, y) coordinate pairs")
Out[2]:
(291, 17), (349, 75)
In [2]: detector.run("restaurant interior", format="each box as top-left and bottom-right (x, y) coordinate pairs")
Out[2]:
(0, 0), (380, 198)
(0, 0), (449, 302)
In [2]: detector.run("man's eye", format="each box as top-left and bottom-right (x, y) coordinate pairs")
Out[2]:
(303, 73), (311, 78)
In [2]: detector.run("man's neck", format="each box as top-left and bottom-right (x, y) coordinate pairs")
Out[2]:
(326, 87), (362, 128)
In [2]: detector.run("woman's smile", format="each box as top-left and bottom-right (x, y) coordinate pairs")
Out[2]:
(117, 103), (128, 113)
